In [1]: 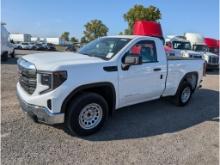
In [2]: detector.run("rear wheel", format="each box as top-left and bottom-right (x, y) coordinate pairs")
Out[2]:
(10, 49), (15, 58)
(1, 52), (8, 61)
(173, 82), (192, 106)
(66, 92), (108, 136)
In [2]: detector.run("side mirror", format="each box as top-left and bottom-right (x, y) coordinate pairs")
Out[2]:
(166, 42), (172, 48)
(124, 55), (142, 65)
(122, 54), (142, 70)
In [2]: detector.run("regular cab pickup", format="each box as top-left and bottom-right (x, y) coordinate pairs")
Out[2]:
(17, 35), (205, 136)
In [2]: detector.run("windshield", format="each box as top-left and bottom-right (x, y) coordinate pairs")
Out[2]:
(172, 41), (191, 50)
(193, 45), (208, 52)
(79, 38), (131, 60)
(209, 47), (219, 54)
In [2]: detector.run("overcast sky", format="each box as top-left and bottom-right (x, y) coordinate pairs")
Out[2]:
(2, 0), (219, 39)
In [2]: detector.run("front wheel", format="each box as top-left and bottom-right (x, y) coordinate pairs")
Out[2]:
(173, 82), (192, 106)
(1, 52), (8, 61)
(10, 49), (15, 58)
(66, 92), (108, 136)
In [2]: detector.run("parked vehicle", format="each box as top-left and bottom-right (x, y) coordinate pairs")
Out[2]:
(13, 42), (21, 49)
(17, 35), (205, 136)
(41, 43), (48, 50)
(8, 43), (15, 55)
(133, 21), (164, 42)
(17, 42), (32, 49)
(65, 45), (77, 52)
(46, 43), (56, 51)
(204, 37), (219, 55)
(28, 42), (37, 50)
(185, 33), (219, 69)
(34, 43), (45, 50)
(1, 23), (15, 61)
(165, 36), (202, 59)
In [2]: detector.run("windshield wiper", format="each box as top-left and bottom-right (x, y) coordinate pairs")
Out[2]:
(90, 55), (107, 60)
(80, 52), (107, 60)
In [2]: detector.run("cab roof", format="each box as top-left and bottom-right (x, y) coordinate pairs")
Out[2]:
(103, 35), (158, 40)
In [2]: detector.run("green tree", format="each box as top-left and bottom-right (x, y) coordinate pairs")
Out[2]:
(60, 32), (70, 41)
(70, 37), (79, 43)
(80, 36), (87, 44)
(83, 19), (109, 42)
(123, 5), (161, 34)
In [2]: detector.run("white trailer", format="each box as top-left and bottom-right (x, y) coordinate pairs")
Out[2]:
(31, 37), (40, 42)
(9, 33), (31, 42)
(46, 37), (69, 45)
(46, 37), (60, 45)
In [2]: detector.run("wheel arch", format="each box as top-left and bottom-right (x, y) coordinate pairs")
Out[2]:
(177, 71), (198, 94)
(61, 82), (116, 115)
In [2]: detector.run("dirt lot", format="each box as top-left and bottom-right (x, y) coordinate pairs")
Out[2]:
(1, 51), (219, 165)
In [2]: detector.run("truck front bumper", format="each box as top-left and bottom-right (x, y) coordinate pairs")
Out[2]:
(17, 92), (64, 125)
(206, 63), (219, 69)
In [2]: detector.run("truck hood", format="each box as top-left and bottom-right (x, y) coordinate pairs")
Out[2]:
(203, 52), (219, 57)
(22, 52), (106, 70)
(180, 50), (201, 55)
(173, 49), (202, 57)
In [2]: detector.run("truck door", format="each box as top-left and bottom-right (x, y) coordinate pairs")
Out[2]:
(118, 40), (166, 107)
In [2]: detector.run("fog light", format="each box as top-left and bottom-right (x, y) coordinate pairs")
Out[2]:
(47, 99), (51, 110)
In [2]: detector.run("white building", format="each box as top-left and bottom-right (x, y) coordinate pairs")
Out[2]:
(9, 33), (31, 42)
(46, 37), (70, 45)
(40, 37), (46, 42)
(31, 37), (40, 42)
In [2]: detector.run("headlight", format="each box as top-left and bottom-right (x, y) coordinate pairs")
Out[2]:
(40, 71), (67, 94)
(181, 52), (188, 57)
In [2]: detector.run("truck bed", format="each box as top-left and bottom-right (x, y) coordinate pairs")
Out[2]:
(162, 57), (204, 97)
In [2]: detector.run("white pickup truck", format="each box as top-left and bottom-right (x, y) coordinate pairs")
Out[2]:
(1, 23), (15, 61)
(17, 35), (204, 136)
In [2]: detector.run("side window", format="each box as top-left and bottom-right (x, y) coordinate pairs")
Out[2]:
(165, 41), (172, 48)
(128, 40), (157, 63)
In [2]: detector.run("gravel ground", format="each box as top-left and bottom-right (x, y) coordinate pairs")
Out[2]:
(1, 51), (219, 165)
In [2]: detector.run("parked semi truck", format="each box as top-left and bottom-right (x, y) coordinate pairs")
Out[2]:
(132, 21), (178, 57)
(1, 23), (15, 61)
(185, 33), (219, 69)
(165, 35), (202, 59)
(17, 35), (205, 136)
(204, 37), (219, 55)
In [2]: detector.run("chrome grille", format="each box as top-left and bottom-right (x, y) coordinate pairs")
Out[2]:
(17, 58), (37, 94)
(189, 54), (202, 59)
(208, 56), (219, 64)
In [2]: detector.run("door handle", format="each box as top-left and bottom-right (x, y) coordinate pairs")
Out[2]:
(153, 68), (161, 71)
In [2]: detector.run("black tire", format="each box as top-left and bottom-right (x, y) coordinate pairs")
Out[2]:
(173, 81), (193, 106)
(1, 52), (8, 61)
(65, 92), (108, 136)
(26, 112), (39, 123)
(10, 49), (15, 58)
